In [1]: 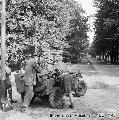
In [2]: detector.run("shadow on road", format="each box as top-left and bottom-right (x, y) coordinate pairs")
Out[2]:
(30, 95), (51, 109)
(77, 57), (119, 77)
(91, 82), (110, 89)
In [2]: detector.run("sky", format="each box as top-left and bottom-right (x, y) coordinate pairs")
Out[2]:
(74, 0), (97, 43)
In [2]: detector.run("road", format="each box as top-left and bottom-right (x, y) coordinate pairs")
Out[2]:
(74, 57), (119, 118)
(81, 56), (119, 87)
(1, 57), (119, 120)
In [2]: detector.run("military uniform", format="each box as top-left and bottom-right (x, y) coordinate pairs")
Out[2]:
(0, 63), (13, 102)
(61, 73), (74, 108)
(22, 58), (42, 110)
(61, 73), (72, 94)
(53, 61), (74, 109)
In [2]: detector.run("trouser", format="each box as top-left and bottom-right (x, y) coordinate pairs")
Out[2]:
(22, 85), (34, 108)
(6, 78), (13, 101)
(62, 74), (74, 106)
(8, 88), (12, 101)
(63, 93), (74, 105)
(69, 93), (73, 103)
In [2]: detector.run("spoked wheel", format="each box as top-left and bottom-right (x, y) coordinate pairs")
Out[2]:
(49, 87), (63, 109)
(75, 80), (87, 97)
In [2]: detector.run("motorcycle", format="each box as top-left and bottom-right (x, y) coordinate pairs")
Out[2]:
(15, 69), (87, 109)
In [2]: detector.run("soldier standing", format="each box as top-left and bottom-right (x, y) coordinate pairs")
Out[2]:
(21, 54), (43, 112)
(0, 59), (13, 101)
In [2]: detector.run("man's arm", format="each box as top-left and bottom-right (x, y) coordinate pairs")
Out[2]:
(33, 63), (42, 73)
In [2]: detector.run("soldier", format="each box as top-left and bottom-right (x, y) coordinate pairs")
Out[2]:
(53, 59), (74, 109)
(0, 59), (14, 112)
(0, 59), (13, 102)
(54, 68), (74, 109)
(5, 65), (13, 102)
(62, 73), (74, 109)
(21, 53), (43, 112)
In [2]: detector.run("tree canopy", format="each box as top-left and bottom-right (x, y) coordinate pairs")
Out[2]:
(91, 0), (119, 64)
(3, 0), (89, 70)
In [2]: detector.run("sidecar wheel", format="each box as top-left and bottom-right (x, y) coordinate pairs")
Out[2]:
(75, 80), (87, 97)
(49, 87), (63, 109)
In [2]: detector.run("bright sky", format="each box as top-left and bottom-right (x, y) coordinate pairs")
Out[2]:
(74, 0), (97, 43)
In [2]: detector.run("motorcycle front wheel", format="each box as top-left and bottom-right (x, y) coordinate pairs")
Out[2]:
(75, 80), (87, 97)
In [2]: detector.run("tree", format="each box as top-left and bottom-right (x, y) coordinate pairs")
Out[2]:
(91, 0), (119, 63)
(5, 0), (89, 70)
(63, 2), (89, 63)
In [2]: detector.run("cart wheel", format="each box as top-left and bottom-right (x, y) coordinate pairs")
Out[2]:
(49, 87), (63, 109)
(75, 80), (87, 97)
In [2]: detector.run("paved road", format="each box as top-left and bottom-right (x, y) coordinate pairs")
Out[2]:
(87, 57), (119, 77)
(74, 57), (119, 118)
(75, 57), (119, 87)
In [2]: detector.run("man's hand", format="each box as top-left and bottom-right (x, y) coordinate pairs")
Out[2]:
(33, 62), (42, 73)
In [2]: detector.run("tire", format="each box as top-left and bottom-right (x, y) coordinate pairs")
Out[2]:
(75, 80), (87, 97)
(49, 87), (63, 109)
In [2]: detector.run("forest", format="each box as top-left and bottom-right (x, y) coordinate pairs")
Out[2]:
(90, 0), (119, 64)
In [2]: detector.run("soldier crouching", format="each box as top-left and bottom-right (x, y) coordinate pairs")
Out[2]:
(54, 69), (74, 109)
(61, 73), (74, 109)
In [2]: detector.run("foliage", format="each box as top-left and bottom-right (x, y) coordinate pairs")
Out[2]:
(91, 0), (119, 63)
(63, 3), (89, 63)
(4, 0), (89, 70)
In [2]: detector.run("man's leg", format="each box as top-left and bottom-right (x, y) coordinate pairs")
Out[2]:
(8, 88), (12, 101)
(63, 74), (74, 109)
(21, 92), (25, 102)
(64, 74), (74, 108)
(22, 85), (34, 110)
(68, 92), (74, 109)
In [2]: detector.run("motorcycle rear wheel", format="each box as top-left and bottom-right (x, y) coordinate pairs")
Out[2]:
(49, 87), (63, 109)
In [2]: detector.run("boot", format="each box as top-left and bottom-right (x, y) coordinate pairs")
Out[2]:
(69, 102), (74, 109)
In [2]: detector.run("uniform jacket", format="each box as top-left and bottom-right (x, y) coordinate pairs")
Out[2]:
(23, 58), (42, 86)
